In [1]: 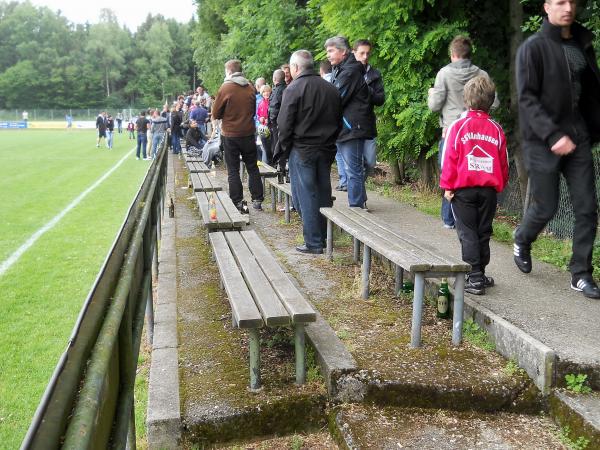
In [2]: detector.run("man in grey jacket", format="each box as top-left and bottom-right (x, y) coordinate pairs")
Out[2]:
(428, 35), (498, 228)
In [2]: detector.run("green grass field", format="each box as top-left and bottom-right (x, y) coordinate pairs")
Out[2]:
(0, 129), (151, 448)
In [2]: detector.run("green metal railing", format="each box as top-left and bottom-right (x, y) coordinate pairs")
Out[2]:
(21, 138), (168, 449)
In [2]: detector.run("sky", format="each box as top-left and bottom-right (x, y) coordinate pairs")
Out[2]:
(25, 0), (197, 31)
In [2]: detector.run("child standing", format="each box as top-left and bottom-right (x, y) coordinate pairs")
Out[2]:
(440, 75), (509, 295)
(257, 84), (272, 164)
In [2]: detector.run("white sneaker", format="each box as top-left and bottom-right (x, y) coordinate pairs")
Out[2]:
(136, 157), (140, 160)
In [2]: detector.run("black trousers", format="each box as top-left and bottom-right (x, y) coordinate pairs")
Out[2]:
(516, 142), (597, 278)
(222, 135), (264, 205)
(452, 187), (498, 275)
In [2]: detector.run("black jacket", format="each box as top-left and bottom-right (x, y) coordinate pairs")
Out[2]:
(276, 69), (342, 160)
(185, 126), (206, 149)
(268, 82), (286, 126)
(517, 18), (600, 162)
(331, 53), (375, 142)
(365, 65), (385, 107)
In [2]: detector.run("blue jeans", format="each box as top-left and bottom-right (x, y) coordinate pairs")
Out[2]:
(289, 149), (335, 249)
(152, 133), (165, 158)
(171, 132), (181, 154)
(363, 138), (377, 179)
(136, 133), (147, 159)
(337, 139), (367, 207)
(438, 138), (455, 227)
(107, 130), (113, 148)
(335, 150), (347, 188)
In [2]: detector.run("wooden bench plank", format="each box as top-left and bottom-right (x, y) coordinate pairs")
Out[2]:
(338, 208), (458, 272)
(196, 192), (231, 230)
(187, 161), (210, 173)
(224, 232), (290, 327)
(209, 233), (263, 328)
(191, 172), (223, 192)
(346, 207), (469, 270)
(321, 207), (433, 272)
(258, 162), (278, 178)
(240, 230), (316, 324)
(217, 191), (248, 227)
(266, 178), (292, 196)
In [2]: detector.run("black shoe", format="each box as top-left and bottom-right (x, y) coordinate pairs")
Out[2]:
(296, 244), (323, 255)
(513, 243), (532, 273)
(465, 273), (485, 295)
(236, 200), (249, 214)
(335, 185), (347, 192)
(252, 200), (262, 210)
(571, 277), (600, 299)
(482, 275), (494, 287)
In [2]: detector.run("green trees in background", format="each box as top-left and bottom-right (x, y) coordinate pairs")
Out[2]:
(193, 0), (600, 189)
(0, 1), (195, 109)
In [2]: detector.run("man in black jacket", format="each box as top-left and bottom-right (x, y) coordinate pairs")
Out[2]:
(269, 69), (286, 166)
(353, 39), (385, 179)
(514, 0), (600, 298)
(326, 35), (375, 208)
(277, 50), (342, 254)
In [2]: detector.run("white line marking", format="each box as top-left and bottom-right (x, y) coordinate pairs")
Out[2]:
(0, 150), (135, 278)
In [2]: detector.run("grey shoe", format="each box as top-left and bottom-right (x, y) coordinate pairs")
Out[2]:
(252, 200), (262, 210)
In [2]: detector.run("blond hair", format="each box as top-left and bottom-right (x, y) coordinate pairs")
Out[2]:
(464, 75), (496, 112)
(260, 84), (272, 95)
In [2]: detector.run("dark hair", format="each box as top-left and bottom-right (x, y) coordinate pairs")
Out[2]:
(450, 35), (472, 59)
(353, 39), (372, 51)
(319, 60), (332, 74)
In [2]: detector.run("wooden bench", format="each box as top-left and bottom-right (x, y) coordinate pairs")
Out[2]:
(266, 178), (293, 223)
(209, 230), (317, 389)
(320, 206), (470, 348)
(240, 160), (279, 191)
(186, 161), (210, 173)
(190, 172), (222, 192)
(195, 191), (248, 232)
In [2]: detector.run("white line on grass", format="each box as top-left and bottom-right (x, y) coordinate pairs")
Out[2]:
(0, 149), (136, 278)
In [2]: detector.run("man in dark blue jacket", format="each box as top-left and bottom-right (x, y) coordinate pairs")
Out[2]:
(277, 50), (342, 254)
(326, 36), (375, 208)
(514, 0), (600, 298)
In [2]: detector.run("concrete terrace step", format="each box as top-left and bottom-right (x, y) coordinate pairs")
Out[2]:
(329, 404), (565, 449)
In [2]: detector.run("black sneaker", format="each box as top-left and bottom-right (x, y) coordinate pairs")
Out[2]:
(465, 273), (485, 295)
(482, 275), (494, 288)
(513, 243), (532, 273)
(571, 277), (600, 299)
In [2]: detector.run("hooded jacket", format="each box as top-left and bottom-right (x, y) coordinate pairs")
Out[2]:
(440, 110), (509, 193)
(212, 72), (256, 137)
(517, 18), (600, 160)
(428, 59), (499, 129)
(331, 53), (375, 142)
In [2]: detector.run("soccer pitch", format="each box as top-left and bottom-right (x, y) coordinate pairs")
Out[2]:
(0, 129), (152, 447)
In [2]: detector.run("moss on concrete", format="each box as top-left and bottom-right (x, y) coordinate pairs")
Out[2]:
(548, 391), (600, 449)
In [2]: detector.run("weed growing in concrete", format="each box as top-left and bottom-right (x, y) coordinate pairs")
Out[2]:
(565, 374), (592, 394)
(503, 359), (526, 377)
(558, 426), (590, 450)
(462, 319), (495, 351)
(337, 329), (351, 340)
(290, 434), (304, 450)
(306, 344), (323, 383)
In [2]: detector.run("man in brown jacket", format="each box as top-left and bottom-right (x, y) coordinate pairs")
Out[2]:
(212, 59), (264, 210)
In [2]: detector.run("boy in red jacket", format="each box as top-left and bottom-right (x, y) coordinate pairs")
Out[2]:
(440, 76), (509, 295)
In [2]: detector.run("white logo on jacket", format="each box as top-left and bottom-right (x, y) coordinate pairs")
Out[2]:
(467, 145), (494, 174)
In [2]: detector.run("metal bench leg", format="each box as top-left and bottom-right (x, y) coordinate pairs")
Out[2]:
(326, 219), (333, 260)
(452, 273), (465, 346)
(271, 185), (277, 212)
(284, 195), (290, 223)
(361, 245), (371, 300)
(294, 324), (306, 384)
(249, 328), (261, 389)
(353, 238), (360, 263)
(395, 265), (404, 296)
(410, 273), (426, 347)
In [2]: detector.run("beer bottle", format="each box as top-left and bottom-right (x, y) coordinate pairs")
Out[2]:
(209, 193), (217, 222)
(437, 278), (450, 319)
